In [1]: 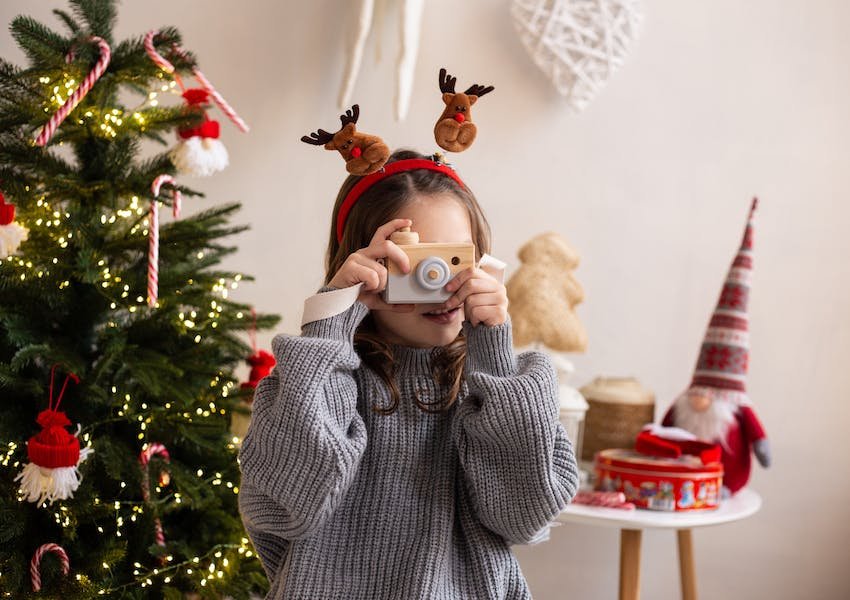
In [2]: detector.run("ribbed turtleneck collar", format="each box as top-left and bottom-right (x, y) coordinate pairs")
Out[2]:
(388, 343), (443, 374)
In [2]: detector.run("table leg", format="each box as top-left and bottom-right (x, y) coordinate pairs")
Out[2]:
(619, 529), (642, 600)
(677, 529), (697, 600)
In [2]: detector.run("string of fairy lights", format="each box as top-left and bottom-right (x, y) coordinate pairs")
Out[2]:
(0, 70), (261, 593)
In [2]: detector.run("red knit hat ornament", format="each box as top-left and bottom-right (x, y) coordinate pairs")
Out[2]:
(14, 365), (93, 505)
(241, 308), (275, 396)
(0, 190), (29, 259)
(168, 87), (229, 177)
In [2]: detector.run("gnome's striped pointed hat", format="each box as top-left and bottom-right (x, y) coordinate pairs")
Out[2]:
(689, 198), (758, 404)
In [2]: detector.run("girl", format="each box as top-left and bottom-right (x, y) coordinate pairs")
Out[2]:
(238, 149), (579, 599)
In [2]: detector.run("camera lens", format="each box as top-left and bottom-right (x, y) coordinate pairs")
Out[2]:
(415, 256), (451, 290)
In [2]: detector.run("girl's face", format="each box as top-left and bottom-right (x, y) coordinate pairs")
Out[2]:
(371, 193), (473, 348)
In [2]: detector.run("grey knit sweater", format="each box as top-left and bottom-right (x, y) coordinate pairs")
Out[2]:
(237, 288), (579, 599)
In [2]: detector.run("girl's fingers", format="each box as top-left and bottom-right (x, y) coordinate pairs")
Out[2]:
(370, 218), (413, 246)
(443, 275), (500, 310)
(463, 292), (504, 311)
(468, 304), (508, 327)
(360, 239), (410, 274)
(350, 262), (381, 292)
(351, 253), (387, 291)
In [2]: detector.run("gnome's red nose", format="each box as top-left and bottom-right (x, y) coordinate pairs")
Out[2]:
(454, 112), (465, 123)
(350, 146), (362, 158)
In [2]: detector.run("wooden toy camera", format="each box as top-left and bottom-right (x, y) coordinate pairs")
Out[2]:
(383, 227), (475, 303)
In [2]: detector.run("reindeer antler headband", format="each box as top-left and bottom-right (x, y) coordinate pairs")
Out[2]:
(301, 67), (494, 243)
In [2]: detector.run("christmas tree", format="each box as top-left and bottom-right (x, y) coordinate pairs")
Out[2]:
(0, 1), (278, 597)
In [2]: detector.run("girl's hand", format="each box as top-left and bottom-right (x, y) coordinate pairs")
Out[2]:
(441, 266), (508, 327)
(328, 218), (416, 313)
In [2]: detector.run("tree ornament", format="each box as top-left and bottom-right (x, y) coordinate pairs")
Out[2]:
(0, 191), (29, 259)
(138, 442), (172, 563)
(168, 88), (229, 177)
(147, 175), (182, 307)
(241, 308), (275, 395)
(30, 543), (70, 592)
(510, 0), (643, 111)
(15, 365), (93, 505)
(35, 36), (111, 146)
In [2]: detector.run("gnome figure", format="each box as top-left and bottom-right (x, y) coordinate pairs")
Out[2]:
(169, 88), (229, 177)
(662, 198), (770, 496)
(14, 371), (93, 504)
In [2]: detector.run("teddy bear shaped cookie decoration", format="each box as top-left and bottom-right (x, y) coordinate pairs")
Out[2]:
(301, 104), (391, 176)
(434, 67), (494, 153)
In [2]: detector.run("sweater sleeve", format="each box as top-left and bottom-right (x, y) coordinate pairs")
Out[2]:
(237, 285), (370, 556)
(451, 317), (580, 546)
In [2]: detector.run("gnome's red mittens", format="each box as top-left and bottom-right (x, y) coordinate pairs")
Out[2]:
(636, 425), (722, 465)
(241, 349), (275, 395)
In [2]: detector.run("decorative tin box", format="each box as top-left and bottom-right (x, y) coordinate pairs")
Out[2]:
(594, 449), (723, 512)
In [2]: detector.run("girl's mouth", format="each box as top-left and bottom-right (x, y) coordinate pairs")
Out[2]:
(422, 306), (461, 325)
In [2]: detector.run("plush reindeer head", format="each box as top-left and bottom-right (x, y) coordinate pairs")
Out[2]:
(434, 68), (494, 153)
(301, 105), (391, 176)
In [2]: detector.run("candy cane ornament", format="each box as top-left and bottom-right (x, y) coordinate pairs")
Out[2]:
(30, 543), (70, 592)
(35, 36), (111, 147)
(147, 175), (181, 307)
(139, 442), (171, 560)
(143, 30), (249, 133)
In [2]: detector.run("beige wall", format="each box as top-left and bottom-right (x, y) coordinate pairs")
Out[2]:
(2, 1), (848, 598)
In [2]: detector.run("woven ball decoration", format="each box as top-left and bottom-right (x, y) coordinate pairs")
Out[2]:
(511, 0), (644, 111)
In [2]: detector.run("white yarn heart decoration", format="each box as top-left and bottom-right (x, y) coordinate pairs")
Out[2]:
(511, 0), (644, 111)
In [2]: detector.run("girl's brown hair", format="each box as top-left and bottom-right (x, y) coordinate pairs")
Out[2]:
(324, 149), (492, 416)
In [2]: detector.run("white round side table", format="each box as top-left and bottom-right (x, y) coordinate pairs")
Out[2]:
(555, 488), (762, 600)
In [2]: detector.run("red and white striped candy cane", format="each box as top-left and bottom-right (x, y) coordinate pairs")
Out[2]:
(144, 30), (249, 133)
(147, 175), (181, 307)
(573, 490), (636, 510)
(139, 443), (171, 556)
(30, 543), (70, 592)
(36, 36), (111, 147)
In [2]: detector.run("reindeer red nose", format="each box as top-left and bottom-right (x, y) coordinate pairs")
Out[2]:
(454, 112), (465, 123)
(350, 146), (362, 158)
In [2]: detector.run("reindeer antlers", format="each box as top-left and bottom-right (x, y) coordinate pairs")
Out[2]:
(439, 68), (457, 94)
(301, 129), (335, 146)
(439, 68), (494, 98)
(301, 104), (361, 145)
(340, 104), (359, 127)
(464, 84), (494, 98)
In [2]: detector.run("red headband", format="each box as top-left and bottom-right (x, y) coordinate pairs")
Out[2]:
(336, 158), (467, 243)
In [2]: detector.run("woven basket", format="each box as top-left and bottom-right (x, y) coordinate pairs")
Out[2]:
(579, 377), (655, 462)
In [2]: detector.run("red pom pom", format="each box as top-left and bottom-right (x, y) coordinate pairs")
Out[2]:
(350, 146), (362, 158)
(454, 112), (466, 123)
(182, 88), (211, 106)
(36, 409), (71, 429)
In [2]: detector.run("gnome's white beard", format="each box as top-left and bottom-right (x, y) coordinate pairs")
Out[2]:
(169, 136), (229, 177)
(673, 390), (737, 447)
(0, 221), (28, 259)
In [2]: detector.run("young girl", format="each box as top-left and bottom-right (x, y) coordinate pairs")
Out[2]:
(238, 149), (579, 599)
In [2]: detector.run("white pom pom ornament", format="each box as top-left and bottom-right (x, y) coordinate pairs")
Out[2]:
(169, 88), (229, 177)
(0, 192), (28, 259)
(14, 367), (93, 505)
